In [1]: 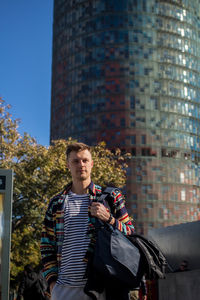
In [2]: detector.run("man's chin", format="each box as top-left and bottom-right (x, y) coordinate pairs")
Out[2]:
(78, 175), (88, 181)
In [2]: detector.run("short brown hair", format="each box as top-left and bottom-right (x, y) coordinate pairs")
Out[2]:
(66, 142), (91, 159)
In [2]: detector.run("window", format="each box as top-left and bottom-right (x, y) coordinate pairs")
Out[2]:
(148, 194), (158, 200)
(148, 223), (154, 228)
(131, 135), (136, 144)
(120, 118), (125, 127)
(181, 190), (186, 201)
(133, 213), (138, 219)
(130, 96), (135, 109)
(141, 135), (146, 144)
(143, 208), (148, 214)
(131, 148), (136, 156)
(132, 203), (137, 209)
(180, 172), (184, 183)
(137, 175), (142, 182)
(141, 148), (150, 156)
(132, 194), (137, 201)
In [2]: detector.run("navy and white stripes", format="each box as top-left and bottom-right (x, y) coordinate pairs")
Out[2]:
(57, 191), (90, 287)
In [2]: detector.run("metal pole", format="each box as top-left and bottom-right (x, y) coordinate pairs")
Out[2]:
(0, 169), (13, 300)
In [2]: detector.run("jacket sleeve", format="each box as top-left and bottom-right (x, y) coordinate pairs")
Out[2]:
(40, 199), (58, 286)
(111, 189), (135, 235)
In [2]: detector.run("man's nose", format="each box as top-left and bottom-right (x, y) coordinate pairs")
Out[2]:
(79, 160), (84, 166)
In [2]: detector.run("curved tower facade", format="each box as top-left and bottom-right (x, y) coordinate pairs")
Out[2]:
(50, 0), (200, 234)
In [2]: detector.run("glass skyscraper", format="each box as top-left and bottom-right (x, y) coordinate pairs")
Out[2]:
(50, 0), (200, 234)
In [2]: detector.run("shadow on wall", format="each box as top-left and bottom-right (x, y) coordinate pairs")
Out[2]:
(147, 220), (200, 272)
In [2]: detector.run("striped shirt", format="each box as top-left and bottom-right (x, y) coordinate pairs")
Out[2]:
(57, 191), (90, 287)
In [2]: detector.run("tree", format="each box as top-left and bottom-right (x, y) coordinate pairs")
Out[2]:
(0, 98), (129, 289)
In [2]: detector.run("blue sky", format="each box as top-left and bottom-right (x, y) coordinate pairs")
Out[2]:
(0, 1), (54, 146)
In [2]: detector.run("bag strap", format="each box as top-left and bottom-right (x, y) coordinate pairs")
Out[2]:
(94, 186), (118, 230)
(97, 186), (119, 215)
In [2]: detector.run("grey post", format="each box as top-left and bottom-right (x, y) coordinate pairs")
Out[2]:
(0, 169), (13, 300)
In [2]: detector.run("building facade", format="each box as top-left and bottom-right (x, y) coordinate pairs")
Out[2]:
(50, 0), (200, 234)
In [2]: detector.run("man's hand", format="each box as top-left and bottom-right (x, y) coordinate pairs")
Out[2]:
(90, 202), (110, 222)
(50, 281), (56, 294)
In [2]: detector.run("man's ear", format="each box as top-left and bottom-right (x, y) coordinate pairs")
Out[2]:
(91, 160), (94, 168)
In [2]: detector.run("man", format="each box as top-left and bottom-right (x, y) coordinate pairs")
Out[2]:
(16, 264), (46, 300)
(174, 260), (190, 272)
(41, 142), (134, 300)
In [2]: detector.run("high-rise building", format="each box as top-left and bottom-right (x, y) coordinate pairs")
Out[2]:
(50, 0), (200, 234)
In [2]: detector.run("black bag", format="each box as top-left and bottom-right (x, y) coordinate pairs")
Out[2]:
(93, 219), (145, 289)
(92, 186), (167, 289)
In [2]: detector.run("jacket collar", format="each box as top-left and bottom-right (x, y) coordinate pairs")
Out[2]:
(63, 181), (98, 196)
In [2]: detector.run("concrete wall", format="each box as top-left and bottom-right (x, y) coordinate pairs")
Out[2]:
(148, 221), (200, 271)
(158, 269), (200, 300)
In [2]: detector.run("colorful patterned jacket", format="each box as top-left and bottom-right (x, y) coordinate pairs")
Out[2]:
(40, 182), (135, 286)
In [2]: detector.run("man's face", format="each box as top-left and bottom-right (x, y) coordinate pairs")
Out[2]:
(67, 149), (93, 182)
(180, 262), (187, 270)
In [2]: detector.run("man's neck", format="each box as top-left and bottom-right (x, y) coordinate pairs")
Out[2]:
(71, 179), (91, 195)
